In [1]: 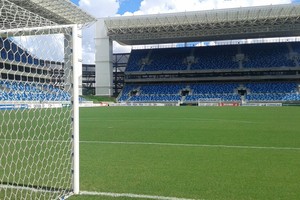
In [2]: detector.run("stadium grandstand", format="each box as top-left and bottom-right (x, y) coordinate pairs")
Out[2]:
(0, 37), (70, 102)
(91, 3), (300, 105)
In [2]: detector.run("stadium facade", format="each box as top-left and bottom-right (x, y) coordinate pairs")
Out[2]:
(92, 3), (300, 105)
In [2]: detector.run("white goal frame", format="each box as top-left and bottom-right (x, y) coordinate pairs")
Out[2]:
(0, 0), (96, 200)
(72, 25), (80, 195)
(0, 24), (81, 199)
(0, 25), (82, 199)
(0, 1), (95, 199)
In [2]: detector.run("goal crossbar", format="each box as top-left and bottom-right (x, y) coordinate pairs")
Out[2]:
(0, 25), (75, 37)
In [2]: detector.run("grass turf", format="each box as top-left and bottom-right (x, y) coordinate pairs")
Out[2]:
(70, 106), (300, 200)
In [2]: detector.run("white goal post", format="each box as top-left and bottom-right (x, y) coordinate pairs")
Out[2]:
(0, 0), (89, 198)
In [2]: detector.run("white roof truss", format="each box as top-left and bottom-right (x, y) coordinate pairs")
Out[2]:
(104, 3), (300, 45)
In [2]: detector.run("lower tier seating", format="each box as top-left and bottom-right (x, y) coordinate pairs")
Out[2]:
(118, 82), (300, 103)
(0, 80), (84, 102)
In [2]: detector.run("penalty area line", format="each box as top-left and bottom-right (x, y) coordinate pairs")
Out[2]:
(80, 191), (199, 200)
(80, 141), (300, 151)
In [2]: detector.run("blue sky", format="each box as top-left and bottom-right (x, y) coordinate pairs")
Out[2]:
(71, 0), (143, 15)
(117, 0), (143, 14)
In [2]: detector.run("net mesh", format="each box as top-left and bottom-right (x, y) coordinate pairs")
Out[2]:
(0, 1), (75, 199)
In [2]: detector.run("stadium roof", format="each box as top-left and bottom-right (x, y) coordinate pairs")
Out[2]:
(1, 0), (96, 30)
(104, 3), (300, 45)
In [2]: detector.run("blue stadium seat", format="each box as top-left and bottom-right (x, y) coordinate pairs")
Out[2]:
(1, 50), (7, 59)
(126, 42), (300, 72)
(244, 82), (299, 102)
(242, 43), (294, 68)
(191, 45), (239, 70)
(0, 80), (79, 102)
(118, 84), (184, 102)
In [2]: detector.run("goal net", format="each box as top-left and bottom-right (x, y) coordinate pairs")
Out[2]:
(0, 1), (81, 199)
(197, 98), (222, 106)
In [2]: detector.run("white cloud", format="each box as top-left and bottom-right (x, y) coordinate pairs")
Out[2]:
(79, 0), (119, 18)
(113, 41), (132, 53)
(12, 34), (64, 62)
(78, 0), (120, 64)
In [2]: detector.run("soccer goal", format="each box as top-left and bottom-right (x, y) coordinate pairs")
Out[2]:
(197, 98), (222, 106)
(0, 0), (86, 199)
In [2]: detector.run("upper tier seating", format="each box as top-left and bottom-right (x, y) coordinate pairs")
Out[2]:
(242, 43), (295, 68)
(142, 48), (190, 71)
(0, 38), (45, 66)
(127, 48), (191, 72)
(126, 50), (149, 72)
(126, 42), (300, 72)
(190, 45), (239, 70)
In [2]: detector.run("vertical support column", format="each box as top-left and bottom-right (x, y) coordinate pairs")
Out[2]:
(72, 25), (80, 195)
(95, 19), (113, 96)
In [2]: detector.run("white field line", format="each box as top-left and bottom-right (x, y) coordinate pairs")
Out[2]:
(81, 118), (260, 124)
(80, 141), (300, 151)
(1, 139), (299, 151)
(80, 191), (199, 200)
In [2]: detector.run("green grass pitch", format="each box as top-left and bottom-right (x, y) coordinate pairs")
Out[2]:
(70, 106), (300, 200)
